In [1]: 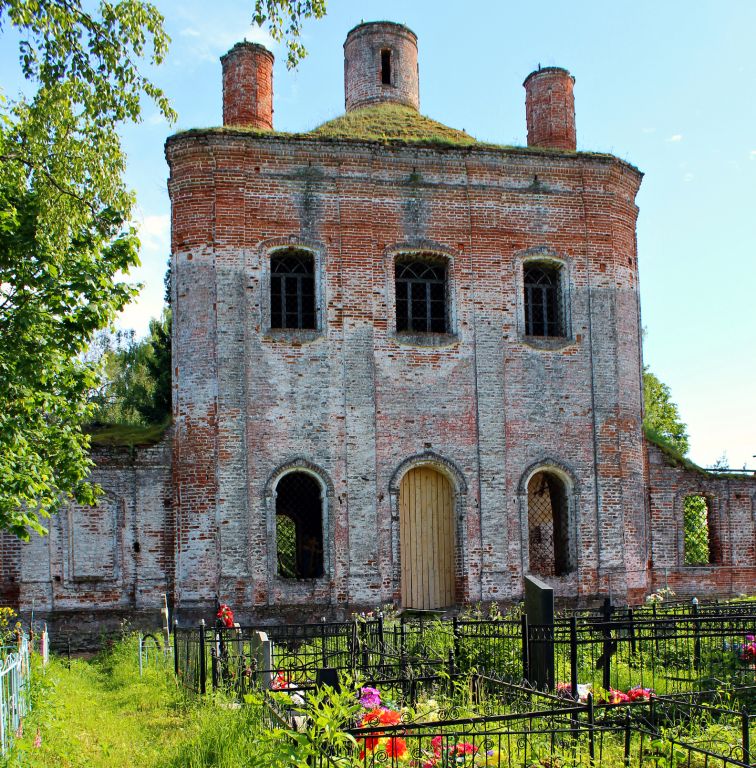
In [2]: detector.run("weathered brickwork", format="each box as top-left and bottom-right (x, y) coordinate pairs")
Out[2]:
(5, 21), (755, 633)
(344, 22), (420, 112)
(646, 443), (756, 598)
(1, 438), (172, 644)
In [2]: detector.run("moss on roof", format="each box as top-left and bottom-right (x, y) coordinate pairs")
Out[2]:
(308, 103), (480, 147)
(643, 425), (747, 479)
(86, 420), (170, 448)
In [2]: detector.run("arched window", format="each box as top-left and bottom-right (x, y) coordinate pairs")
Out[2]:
(527, 471), (573, 576)
(270, 249), (316, 330)
(524, 263), (565, 337)
(395, 258), (447, 333)
(275, 472), (324, 578)
(683, 494), (719, 565)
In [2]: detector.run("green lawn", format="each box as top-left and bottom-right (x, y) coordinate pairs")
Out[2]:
(6, 637), (266, 768)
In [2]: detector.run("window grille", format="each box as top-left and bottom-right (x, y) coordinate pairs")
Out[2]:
(683, 495), (713, 565)
(395, 259), (447, 333)
(275, 472), (324, 579)
(524, 263), (564, 337)
(527, 472), (573, 576)
(270, 250), (316, 330)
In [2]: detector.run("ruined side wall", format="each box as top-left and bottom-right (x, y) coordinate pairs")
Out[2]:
(647, 440), (756, 597)
(0, 436), (172, 646)
(167, 131), (647, 617)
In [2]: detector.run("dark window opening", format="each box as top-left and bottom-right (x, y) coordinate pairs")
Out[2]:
(395, 259), (448, 333)
(528, 471), (573, 576)
(275, 472), (324, 579)
(683, 495), (718, 565)
(524, 263), (565, 337)
(381, 49), (392, 85)
(270, 249), (316, 330)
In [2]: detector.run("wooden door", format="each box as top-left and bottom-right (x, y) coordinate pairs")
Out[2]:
(399, 467), (455, 610)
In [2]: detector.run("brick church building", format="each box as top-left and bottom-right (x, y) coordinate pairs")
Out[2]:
(2, 22), (754, 636)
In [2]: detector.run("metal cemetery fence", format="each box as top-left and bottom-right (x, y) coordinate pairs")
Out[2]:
(174, 603), (756, 700)
(1, 636), (31, 755)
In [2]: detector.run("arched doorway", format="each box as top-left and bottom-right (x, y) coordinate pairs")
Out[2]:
(399, 466), (455, 609)
(527, 470), (573, 577)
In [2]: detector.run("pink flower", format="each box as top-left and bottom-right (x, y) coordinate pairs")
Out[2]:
(34, 729), (42, 748)
(359, 686), (381, 709)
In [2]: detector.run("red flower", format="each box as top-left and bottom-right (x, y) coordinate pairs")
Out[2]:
(386, 737), (408, 758)
(216, 603), (234, 628)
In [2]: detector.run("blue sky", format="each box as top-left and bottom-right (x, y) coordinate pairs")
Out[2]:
(4, 1), (756, 469)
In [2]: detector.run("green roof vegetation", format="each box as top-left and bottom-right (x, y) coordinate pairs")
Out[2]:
(643, 425), (745, 479)
(86, 420), (170, 448)
(308, 103), (480, 146)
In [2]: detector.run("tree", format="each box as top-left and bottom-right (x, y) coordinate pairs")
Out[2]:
(0, 0), (173, 537)
(89, 311), (171, 426)
(642, 367), (689, 455)
(252, 0), (327, 68)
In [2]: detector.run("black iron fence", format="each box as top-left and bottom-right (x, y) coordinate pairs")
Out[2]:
(174, 603), (756, 703)
(276, 693), (755, 768)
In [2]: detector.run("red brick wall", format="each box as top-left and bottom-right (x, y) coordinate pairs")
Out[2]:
(344, 22), (419, 112)
(646, 440), (756, 599)
(221, 42), (274, 130)
(166, 128), (649, 615)
(1, 438), (173, 635)
(524, 67), (577, 151)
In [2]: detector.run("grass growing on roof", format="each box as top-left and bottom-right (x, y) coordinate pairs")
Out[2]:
(308, 103), (480, 146)
(86, 419), (170, 448)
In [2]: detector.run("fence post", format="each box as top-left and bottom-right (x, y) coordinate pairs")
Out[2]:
(453, 616), (461, 666)
(587, 692), (595, 766)
(521, 613), (530, 684)
(691, 601), (701, 671)
(628, 608), (636, 655)
(361, 621), (369, 669)
(570, 616), (578, 699)
(173, 619), (179, 677)
(624, 710), (632, 766)
(199, 620), (207, 695)
(742, 710), (750, 767)
(321, 619), (328, 668)
(601, 597), (612, 691)
(377, 612), (385, 670)
(138, 633), (144, 677)
(211, 630), (219, 692)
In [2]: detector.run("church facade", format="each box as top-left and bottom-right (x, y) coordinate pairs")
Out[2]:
(2, 22), (754, 640)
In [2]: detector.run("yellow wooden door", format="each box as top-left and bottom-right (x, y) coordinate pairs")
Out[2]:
(399, 467), (455, 610)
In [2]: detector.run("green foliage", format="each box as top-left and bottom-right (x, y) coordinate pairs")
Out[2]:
(683, 495), (710, 565)
(251, 0), (327, 69)
(643, 367), (690, 455)
(0, 0), (174, 538)
(89, 310), (172, 426)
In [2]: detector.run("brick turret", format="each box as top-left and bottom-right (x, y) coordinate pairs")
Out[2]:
(523, 66), (576, 151)
(221, 42), (274, 130)
(344, 21), (419, 112)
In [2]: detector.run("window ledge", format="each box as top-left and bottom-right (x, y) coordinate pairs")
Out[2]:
(393, 331), (459, 348)
(264, 328), (323, 344)
(521, 335), (574, 351)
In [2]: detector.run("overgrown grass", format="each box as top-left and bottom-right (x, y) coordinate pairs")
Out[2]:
(85, 419), (170, 448)
(5, 635), (267, 768)
(308, 103), (480, 146)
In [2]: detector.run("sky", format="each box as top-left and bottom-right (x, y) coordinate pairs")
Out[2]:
(4, 1), (756, 470)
